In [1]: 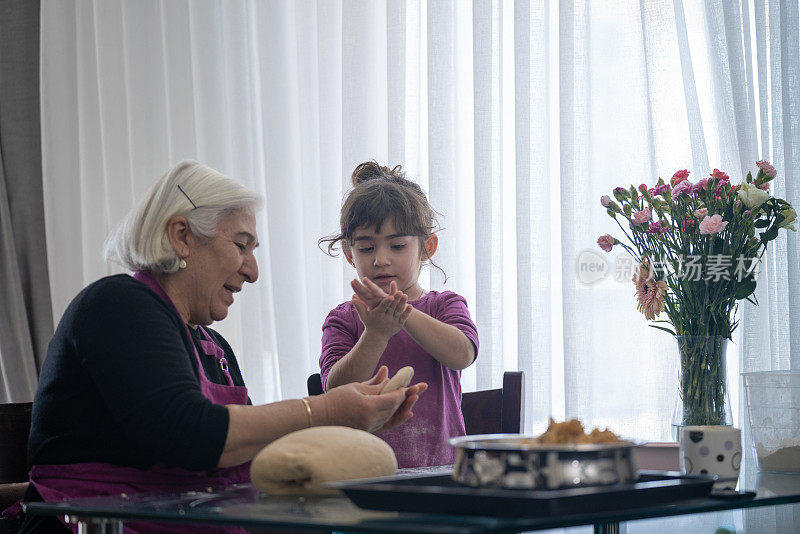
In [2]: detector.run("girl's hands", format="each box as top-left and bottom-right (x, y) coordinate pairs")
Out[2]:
(321, 366), (427, 434)
(351, 277), (391, 309)
(351, 279), (413, 340)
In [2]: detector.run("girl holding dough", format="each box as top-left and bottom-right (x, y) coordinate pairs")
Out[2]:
(319, 161), (479, 467)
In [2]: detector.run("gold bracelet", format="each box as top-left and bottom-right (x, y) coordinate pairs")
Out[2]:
(300, 397), (313, 428)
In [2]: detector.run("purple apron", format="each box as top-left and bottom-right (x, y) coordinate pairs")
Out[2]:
(9, 271), (251, 533)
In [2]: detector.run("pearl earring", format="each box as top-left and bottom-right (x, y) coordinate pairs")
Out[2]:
(179, 259), (187, 269)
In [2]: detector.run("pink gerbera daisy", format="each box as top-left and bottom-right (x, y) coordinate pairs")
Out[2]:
(633, 263), (668, 320)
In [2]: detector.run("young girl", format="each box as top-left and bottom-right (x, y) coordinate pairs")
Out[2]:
(319, 161), (478, 468)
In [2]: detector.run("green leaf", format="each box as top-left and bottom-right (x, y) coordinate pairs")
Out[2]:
(712, 237), (725, 255)
(761, 225), (779, 242)
(734, 280), (757, 300)
(754, 218), (770, 228)
(649, 324), (676, 336)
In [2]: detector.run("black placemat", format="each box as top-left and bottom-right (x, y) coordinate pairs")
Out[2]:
(330, 470), (715, 518)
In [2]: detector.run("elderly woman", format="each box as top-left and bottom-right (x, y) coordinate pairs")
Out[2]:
(16, 161), (425, 533)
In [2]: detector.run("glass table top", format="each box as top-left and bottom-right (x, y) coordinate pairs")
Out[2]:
(23, 465), (800, 533)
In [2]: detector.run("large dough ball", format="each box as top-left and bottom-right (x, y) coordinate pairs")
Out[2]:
(250, 426), (397, 495)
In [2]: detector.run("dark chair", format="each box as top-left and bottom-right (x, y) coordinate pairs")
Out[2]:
(0, 402), (32, 530)
(307, 373), (324, 396)
(306, 371), (524, 435)
(462, 371), (524, 435)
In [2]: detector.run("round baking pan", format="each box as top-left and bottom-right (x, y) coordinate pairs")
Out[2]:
(449, 434), (639, 490)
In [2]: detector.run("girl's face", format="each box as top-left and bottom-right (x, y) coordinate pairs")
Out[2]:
(344, 218), (435, 301)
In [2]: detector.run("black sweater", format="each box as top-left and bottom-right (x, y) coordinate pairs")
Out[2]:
(28, 274), (248, 472)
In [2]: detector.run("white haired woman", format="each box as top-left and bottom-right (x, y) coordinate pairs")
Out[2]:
(13, 161), (426, 534)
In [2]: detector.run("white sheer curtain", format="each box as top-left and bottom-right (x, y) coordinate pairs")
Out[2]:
(40, 0), (798, 462)
(39, 0), (799, 530)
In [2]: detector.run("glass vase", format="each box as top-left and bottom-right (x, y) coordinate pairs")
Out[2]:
(671, 335), (733, 440)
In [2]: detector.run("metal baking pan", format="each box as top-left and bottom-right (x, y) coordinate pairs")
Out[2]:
(449, 434), (639, 490)
(328, 470), (715, 518)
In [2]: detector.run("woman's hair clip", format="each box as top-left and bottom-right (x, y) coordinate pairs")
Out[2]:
(177, 184), (198, 209)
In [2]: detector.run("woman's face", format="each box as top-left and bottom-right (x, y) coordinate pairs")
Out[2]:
(184, 210), (259, 325)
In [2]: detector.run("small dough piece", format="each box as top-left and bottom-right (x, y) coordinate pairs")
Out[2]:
(250, 426), (397, 495)
(380, 366), (414, 394)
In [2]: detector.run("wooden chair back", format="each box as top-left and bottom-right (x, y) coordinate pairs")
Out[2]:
(307, 373), (324, 396)
(461, 371), (524, 435)
(0, 403), (31, 483)
(0, 402), (32, 524)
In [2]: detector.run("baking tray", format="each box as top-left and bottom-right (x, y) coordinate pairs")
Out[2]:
(328, 470), (715, 518)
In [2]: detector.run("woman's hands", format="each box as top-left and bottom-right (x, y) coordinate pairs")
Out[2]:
(319, 366), (427, 433)
(350, 279), (413, 340)
(220, 367), (426, 468)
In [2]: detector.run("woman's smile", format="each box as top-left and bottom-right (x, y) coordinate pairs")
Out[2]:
(222, 285), (237, 304)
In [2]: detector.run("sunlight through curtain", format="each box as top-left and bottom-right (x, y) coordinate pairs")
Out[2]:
(40, 0), (799, 455)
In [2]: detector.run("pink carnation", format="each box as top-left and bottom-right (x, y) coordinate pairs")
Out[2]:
(699, 214), (728, 235)
(671, 170), (690, 186)
(649, 184), (671, 197)
(710, 168), (730, 182)
(691, 178), (707, 194)
(671, 180), (693, 200)
(597, 234), (616, 252)
(714, 177), (730, 197)
(694, 208), (708, 219)
(638, 184), (648, 193)
(647, 220), (670, 234)
(756, 159), (777, 178)
(600, 195), (612, 207)
(758, 183), (770, 191)
(632, 208), (652, 225)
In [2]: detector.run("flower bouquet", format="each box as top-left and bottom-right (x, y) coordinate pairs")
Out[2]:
(597, 161), (795, 427)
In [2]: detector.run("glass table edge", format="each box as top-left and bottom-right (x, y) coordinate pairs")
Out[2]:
(23, 500), (521, 534)
(23, 491), (800, 533)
